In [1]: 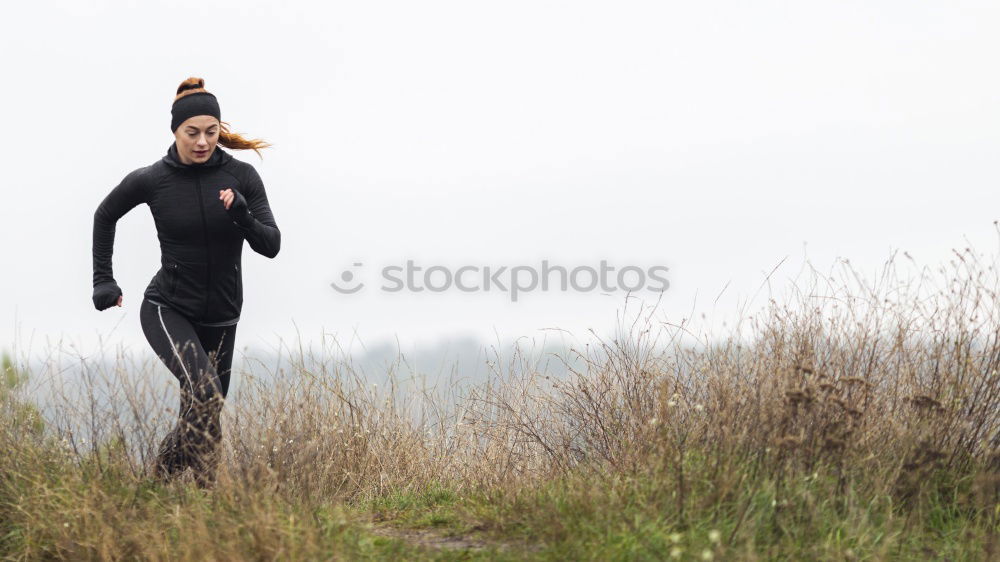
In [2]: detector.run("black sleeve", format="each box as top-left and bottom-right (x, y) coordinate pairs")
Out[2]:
(234, 166), (281, 259)
(92, 168), (149, 287)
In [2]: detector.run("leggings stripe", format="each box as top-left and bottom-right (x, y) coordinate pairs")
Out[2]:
(157, 304), (193, 386)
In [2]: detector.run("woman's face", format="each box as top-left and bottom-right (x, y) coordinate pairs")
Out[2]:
(174, 115), (220, 165)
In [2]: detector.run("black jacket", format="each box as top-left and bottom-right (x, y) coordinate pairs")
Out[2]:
(92, 142), (280, 325)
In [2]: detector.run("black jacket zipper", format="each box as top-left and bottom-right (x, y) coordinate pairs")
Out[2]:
(194, 170), (211, 320)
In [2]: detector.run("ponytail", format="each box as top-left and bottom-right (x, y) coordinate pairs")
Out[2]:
(218, 121), (272, 158)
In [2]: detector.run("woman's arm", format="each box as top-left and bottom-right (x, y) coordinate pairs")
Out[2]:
(223, 166), (281, 259)
(92, 168), (149, 309)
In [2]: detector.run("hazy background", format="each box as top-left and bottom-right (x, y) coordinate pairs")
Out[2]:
(1, 0), (999, 375)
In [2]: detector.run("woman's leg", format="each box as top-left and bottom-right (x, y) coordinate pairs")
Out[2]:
(195, 323), (238, 399)
(139, 298), (225, 485)
(189, 322), (238, 487)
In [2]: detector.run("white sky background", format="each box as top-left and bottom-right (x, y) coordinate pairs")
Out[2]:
(1, 0), (999, 364)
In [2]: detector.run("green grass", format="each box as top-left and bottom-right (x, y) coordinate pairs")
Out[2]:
(341, 457), (999, 561)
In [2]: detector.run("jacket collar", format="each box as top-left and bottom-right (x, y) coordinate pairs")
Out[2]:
(162, 142), (233, 170)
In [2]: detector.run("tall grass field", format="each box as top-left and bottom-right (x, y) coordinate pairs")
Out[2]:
(2, 247), (1000, 560)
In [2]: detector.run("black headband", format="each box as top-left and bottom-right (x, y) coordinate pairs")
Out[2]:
(170, 92), (221, 132)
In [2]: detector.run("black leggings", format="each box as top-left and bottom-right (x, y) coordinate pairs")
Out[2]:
(139, 297), (237, 486)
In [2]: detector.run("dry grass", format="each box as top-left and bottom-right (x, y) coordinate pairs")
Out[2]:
(3, 245), (1000, 559)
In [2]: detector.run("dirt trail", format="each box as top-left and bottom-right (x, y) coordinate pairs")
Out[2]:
(368, 524), (496, 552)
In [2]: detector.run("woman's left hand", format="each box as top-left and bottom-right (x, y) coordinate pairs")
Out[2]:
(220, 188), (252, 226)
(219, 188), (235, 210)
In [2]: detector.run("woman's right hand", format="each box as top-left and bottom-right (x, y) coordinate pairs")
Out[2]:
(93, 281), (123, 311)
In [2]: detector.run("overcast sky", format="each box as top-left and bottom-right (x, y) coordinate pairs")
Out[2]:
(1, 0), (999, 365)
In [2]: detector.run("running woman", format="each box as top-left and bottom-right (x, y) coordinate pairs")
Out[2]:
(91, 77), (280, 487)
